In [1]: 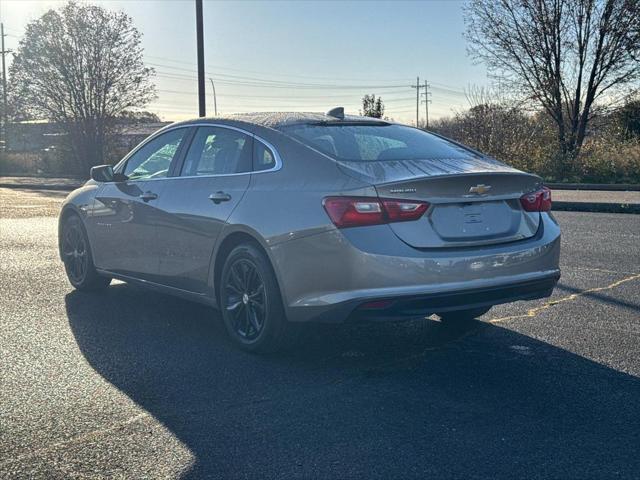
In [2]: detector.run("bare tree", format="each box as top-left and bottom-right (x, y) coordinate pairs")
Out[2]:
(465, 0), (640, 163)
(9, 1), (155, 173)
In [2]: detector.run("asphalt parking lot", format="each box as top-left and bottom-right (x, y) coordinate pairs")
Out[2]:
(1, 187), (639, 479)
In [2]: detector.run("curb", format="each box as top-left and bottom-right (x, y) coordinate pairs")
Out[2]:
(553, 201), (640, 214)
(0, 182), (81, 191)
(547, 183), (640, 191)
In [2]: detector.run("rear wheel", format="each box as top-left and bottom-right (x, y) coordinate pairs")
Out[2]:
(439, 306), (491, 323)
(219, 243), (298, 353)
(61, 215), (111, 291)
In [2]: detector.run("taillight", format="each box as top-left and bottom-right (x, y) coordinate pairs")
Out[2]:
(323, 197), (429, 228)
(383, 199), (430, 221)
(520, 186), (552, 212)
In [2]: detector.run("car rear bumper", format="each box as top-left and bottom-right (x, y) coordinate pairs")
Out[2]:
(269, 213), (561, 323)
(348, 273), (558, 322)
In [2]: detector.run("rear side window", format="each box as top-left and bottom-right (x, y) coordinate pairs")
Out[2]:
(253, 140), (277, 171)
(181, 126), (252, 176)
(280, 124), (476, 162)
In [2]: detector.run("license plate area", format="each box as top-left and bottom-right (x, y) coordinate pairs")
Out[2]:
(430, 201), (515, 240)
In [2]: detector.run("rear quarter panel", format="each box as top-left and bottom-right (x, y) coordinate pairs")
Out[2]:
(224, 129), (374, 304)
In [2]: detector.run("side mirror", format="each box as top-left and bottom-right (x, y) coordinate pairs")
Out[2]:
(90, 165), (114, 183)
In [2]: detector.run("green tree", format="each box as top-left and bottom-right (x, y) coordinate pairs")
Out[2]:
(9, 1), (155, 174)
(361, 94), (385, 118)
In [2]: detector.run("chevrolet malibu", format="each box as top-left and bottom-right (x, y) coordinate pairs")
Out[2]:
(59, 109), (560, 352)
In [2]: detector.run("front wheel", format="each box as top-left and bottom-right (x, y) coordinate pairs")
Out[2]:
(219, 243), (298, 353)
(439, 306), (492, 323)
(61, 215), (111, 291)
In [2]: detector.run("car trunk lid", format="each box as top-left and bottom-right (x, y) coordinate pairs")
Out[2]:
(338, 159), (542, 248)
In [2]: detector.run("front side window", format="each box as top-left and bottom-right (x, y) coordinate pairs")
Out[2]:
(181, 127), (252, 176)
(280, 123), (478, 162)
(123, 128), (187, 180)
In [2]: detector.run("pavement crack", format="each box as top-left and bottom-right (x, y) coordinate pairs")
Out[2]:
(1, 412), (150, 468)
(489, 272), (640, 324)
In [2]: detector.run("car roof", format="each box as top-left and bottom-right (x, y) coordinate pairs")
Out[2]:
(172, 111), (390, 130)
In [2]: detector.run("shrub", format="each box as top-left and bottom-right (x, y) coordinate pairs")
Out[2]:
(431, 104), (639, 184)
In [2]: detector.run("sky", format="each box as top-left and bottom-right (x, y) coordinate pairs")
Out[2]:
(1, 0), (491, 124)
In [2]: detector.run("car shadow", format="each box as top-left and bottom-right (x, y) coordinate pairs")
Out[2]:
(65, 284), (640, 479)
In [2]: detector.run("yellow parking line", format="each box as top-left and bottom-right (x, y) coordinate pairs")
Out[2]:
(489, 272), (640, 324)
(564, 266), (640, 275)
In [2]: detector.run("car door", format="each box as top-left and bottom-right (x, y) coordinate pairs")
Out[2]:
(153, 125), (253, 293)
(90, 127), (190, 281)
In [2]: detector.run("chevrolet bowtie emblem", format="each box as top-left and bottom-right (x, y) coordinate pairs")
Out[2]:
(469, 184), (492, 195)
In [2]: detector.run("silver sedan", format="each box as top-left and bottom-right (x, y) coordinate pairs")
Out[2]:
(58, 110), (560, 352)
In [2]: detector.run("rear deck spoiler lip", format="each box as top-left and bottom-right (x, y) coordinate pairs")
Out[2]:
(337, 160), (543, 189)
(372, 170), (544, 188)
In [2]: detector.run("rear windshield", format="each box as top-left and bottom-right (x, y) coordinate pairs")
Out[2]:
(280, 123), (477, 162)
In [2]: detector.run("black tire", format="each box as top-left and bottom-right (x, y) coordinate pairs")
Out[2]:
(219, 243), (298, 353)
(439, 306), (492, 323)
(61, 214), (111, 291)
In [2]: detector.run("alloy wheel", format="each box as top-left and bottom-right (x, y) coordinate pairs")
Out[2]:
(62, 223), (88, 284)
(224, 258), (267, 341)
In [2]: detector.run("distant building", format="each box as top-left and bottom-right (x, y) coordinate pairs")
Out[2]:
(6, 120), (171, 153)
(114, 122), (171, 152)
(6, 122), (65, 152)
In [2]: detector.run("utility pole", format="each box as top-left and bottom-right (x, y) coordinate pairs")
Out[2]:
(209, 77), (217, 116)
(422, 79), (432, 129)
(195, 0), (206, 117)
(411, 76), (422, 127)
(1, 23), (9, 149)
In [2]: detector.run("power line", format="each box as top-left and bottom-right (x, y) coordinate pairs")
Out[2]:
(147, 59), (470, 96)
(149, 62), (409, 90)
(154, 72), (409, 91)
(144, 54), (412, 84)
(145, 59), (468, 120)
(0, 28), (470, 99)
(156, 88), (416, 102)
(430, 84), (467, 96)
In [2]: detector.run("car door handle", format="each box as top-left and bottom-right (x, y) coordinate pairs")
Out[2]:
(209, 192), (232, 204)
(139, 191), (158, 202)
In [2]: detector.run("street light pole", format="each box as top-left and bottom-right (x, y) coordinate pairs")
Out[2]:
(195, 0), (206, 117)
(209, 78), (218, 116)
